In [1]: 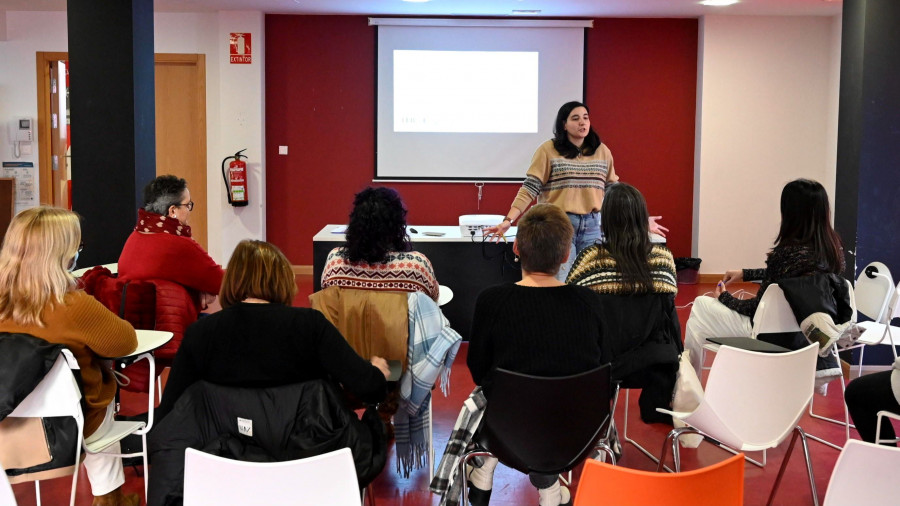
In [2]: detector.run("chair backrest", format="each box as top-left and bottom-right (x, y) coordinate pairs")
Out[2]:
(183, 447), (362, 506)
(574, 452), (745, 506)
(823, 439), (900, 506)
(9, 351), (82, 420)
(4, 351), (83, 499)
(750, 284), (800, 337)
(690, 343), (817, 449)
(478, 364), (612, 475)
(855, 262), (895, 323)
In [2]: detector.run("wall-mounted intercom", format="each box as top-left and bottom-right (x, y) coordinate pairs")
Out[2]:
(10, 118), (34, 158)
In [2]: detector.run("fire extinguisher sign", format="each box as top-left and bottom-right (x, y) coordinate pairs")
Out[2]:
(229, 33), (252, 64)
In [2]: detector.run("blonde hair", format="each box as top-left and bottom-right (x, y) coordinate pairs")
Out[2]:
(0, 206), (81, 326)
(219, 240), (298, 308)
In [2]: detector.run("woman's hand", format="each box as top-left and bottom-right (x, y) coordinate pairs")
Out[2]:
(370, 356), (390, 379)
(648, 216), (668, 238)
(714, 281), (728, 297)
(722, 270), (743, 285)
(483, 220), (512, 243)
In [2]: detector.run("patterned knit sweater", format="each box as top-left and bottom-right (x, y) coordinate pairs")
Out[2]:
(511, 139), (619, 215)
(566, 243), (678, 295)
(321, 247), (440, 302)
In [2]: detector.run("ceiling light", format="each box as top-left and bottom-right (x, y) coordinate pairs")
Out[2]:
(512, 9), (541, 15)
(700, 0), (739, 6)
(402, 0), (431, 3)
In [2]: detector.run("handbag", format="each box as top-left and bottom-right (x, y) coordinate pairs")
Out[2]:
(671, 350), (704, 448)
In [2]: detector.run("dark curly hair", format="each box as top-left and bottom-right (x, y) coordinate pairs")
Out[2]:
(143, 175), (188, 215)
(552, 101), (602, 159)
(342, 187), (411, 264)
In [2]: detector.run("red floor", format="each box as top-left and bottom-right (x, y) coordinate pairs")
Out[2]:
(11, 279), (883, 505)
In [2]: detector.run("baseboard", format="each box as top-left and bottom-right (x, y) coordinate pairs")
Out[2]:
(293, 265), (313, 275)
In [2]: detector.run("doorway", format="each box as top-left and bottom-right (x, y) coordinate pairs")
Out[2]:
(36, 52), (208, 249)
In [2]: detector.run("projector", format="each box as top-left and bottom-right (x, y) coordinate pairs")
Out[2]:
(459, 214), (505, 237)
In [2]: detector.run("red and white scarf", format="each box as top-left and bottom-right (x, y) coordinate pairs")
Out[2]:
(135, 209), (192, 237)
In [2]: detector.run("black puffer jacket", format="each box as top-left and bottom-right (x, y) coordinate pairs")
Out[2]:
(0, 333), (81, 481)
(147, 379), (387, 506)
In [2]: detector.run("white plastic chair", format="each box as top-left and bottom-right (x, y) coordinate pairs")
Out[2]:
(183, 447), (363, 506)
(844, 262), (898, 377)
(822, 439), (900, 506)
(657, 343), (821, 506)
(5, 351), (83, 506)
(0, 461), (16, 506)
(874, 410), (900, 445)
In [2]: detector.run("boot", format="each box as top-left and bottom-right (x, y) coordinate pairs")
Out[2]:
(92, 486), (140, 506)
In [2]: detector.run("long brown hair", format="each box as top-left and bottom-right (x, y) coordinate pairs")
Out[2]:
(600, 183), (653, 293)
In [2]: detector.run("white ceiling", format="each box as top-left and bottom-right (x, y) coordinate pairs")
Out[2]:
(0, 0), (842, 17)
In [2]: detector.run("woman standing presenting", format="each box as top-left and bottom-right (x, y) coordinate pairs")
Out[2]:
(485, 101), (666, 281)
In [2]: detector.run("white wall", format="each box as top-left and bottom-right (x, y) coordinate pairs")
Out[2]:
(0, 10), (266, 264)
(694, 15), (841, 274)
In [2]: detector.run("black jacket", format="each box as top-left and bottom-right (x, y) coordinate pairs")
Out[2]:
(147, 379), (387, 506)
(593, 293), (683, 424)
(0, 333), (81, 480)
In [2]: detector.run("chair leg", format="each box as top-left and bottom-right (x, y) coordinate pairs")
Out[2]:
(34, 480), (41, 506)
(458, 450), (493, 506)
(767, 426), (818, 506)
(657, 427), (696, 473)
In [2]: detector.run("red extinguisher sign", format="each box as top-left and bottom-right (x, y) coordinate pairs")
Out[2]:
(229, 33), (252, 64)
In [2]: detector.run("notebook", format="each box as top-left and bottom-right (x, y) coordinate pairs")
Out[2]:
(706, 337), (791, 353)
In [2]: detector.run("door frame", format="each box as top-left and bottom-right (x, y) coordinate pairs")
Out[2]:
(36, 51), (69, 205)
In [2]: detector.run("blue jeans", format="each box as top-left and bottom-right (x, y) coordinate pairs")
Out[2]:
(556, 211), (601, 282)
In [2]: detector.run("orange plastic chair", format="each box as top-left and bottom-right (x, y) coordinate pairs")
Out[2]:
(574, 453), (745, 506)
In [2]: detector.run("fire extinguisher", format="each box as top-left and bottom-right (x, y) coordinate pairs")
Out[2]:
(221, 149), (249, 207)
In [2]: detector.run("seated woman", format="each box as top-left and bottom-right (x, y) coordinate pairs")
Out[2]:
(321, 186), (439, 302)
(567, 183), (682, 423)
(156, 239), (390, 420)
(466, 204), (606, 506)
(0, 207), (138, 506)
(118, 174), (225, 313)
(682, 179), (845, 377)
(845, 358), (900, 445)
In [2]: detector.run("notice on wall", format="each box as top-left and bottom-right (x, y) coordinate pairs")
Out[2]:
(1, 161), (37, 213)
(229, 33), (252, 64)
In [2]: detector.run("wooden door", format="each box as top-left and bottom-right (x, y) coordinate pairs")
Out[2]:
(155, 54), (208, 250)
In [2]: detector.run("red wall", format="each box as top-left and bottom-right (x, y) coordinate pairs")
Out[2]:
(265, 16), (698, 265)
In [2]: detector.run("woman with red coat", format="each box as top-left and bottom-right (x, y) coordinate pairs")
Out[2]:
(118, 175), (224, 314)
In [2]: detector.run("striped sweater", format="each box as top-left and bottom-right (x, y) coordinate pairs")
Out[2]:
(321, 247), (440, 302)
(566, 243), (678, 295)
(511, 139), (619, 215)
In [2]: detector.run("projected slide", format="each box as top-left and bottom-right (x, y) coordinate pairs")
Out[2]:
(393, 50), (538, 133)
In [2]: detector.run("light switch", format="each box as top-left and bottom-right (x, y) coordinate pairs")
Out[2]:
(278, 145), (288, 155)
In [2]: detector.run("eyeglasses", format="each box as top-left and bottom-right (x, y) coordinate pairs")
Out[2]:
(78, 241), (84, 253)
(174, 201), (195, 211)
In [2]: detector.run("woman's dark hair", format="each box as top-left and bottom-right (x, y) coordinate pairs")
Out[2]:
(342, 187), (412, 264)
(143, 175), (188, 215)
(601, 183), (653, 293)
(775, 179), (843, 273)
(516, 204), (573, 275)
(552, 101), (602, 159)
